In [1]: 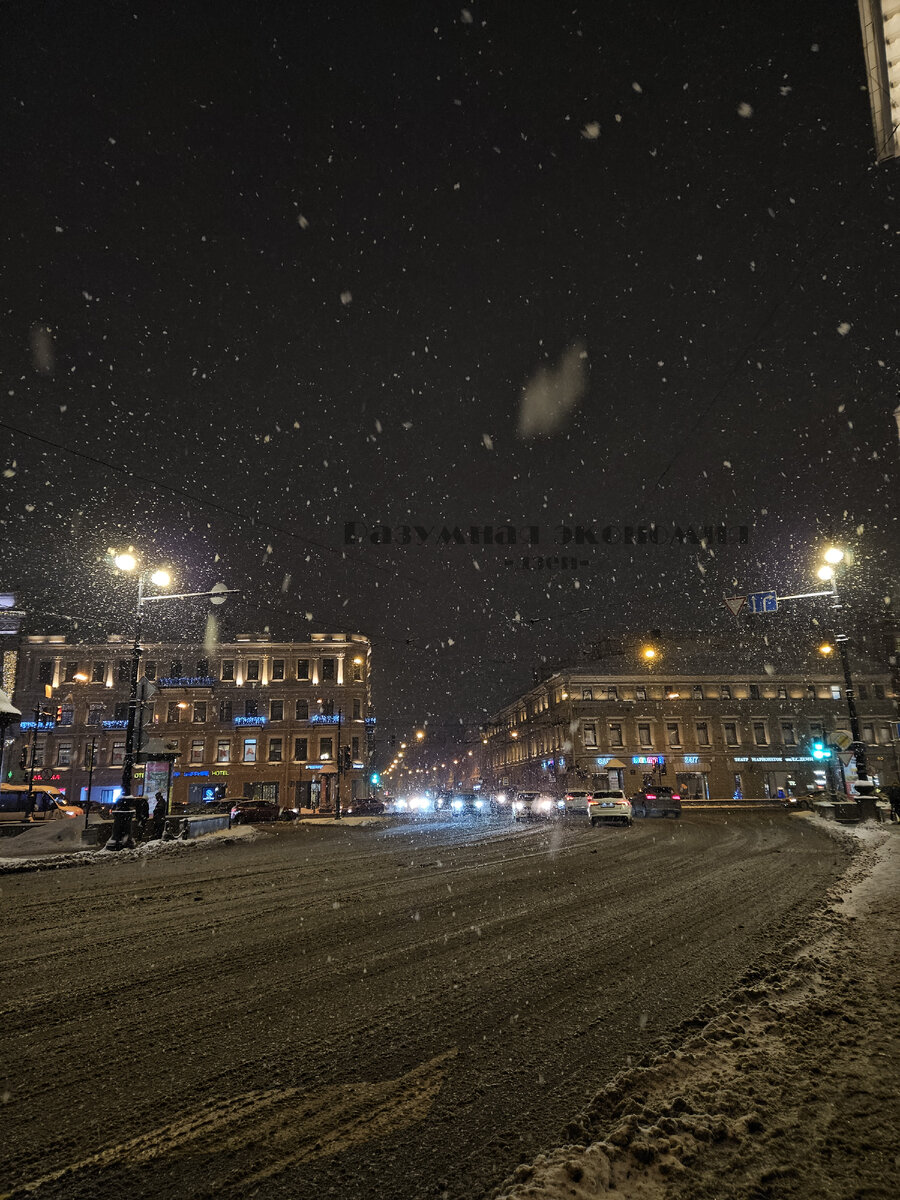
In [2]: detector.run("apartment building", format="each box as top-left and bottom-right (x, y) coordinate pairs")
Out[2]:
(8, 632), (373, 809)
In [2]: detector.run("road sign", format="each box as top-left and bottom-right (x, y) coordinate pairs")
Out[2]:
(723, 596), (746, 616)
(832, 730), (853, 750)
(209, 582), (229, 605)
(838, 752), (854, 767)
(747, 590), (777, 614)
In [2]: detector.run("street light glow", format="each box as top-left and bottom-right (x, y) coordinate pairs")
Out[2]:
(415, 729), (425, 740)
(642, 647), (656, 659)
(150, 569), (172, 587)
(823, 547), (844, 565)
(817, 565), (835, 581)
(114, 552), (137, 572)
(819, 643), (834, 656)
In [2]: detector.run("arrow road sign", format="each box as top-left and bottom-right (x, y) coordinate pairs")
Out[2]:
(723, 596), (746, 616)
(747, 590), (778, 614)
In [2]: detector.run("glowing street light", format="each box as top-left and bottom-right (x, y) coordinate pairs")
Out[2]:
(415, 729), (425, 741)
(818, 643), (834, 657)
(823, 547), (844, 565)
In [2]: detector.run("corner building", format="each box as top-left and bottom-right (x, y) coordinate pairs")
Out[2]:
(8, 632), (372, 810)
(483, 647), (899, 800)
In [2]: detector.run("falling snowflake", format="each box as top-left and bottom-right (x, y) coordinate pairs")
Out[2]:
(737, 102), (753, 118)
(581, 122), (600, 139)
(836, 321), (851, 336)
(340, 290), (353, 305)
(482, 433), (493, 450)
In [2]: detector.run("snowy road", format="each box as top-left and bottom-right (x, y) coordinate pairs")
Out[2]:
(1, 812), (848, 1199)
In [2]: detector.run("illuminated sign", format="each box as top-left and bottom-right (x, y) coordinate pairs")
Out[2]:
(211, 769), (229, 777)
(157, 676), (217, 688)
(632, 755), (665, 765)
(310, 714), (340, 724)
(182, 770), (210, 778)
(234, 716), (267, 727)
(682, 756), (700, 765)
(20, 720), (55, 731)
(102, 720), (129, 729)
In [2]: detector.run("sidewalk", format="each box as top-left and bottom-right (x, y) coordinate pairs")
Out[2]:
(490, 816), (900, 1200)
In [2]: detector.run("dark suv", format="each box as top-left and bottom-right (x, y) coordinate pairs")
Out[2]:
(631, 786), (682, 819)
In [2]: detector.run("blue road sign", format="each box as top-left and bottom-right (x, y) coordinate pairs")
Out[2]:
(747, 590), (778, 614)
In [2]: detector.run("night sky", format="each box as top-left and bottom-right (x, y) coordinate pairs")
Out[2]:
(1, 1), (897, 731)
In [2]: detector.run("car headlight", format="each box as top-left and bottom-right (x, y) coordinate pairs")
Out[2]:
(495, 792), (507, 804)
(512, 801), (523, 811)
(538, 799), (552, 811)
(451, 799), (463, 810)
(475, 799), (484, 809)
(557, 800), (565, 809)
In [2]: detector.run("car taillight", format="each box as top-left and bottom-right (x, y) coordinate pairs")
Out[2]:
(672, 794), (681, 800)
(646, 793), (656, 800)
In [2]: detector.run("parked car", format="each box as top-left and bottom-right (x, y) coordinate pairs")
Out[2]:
(512, 791), (562, 820)
(562, 789), (593, 816)
(345, 798), (386, 815)
(587, 790), (633, 827)
(631, 786), (682, 818)
(230, 800), (282, 824)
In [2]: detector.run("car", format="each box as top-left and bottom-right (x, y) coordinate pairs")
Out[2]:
(449, 792), (489, 815)
(631, 786), (682, 818)
(512, 791), (562, 820)
(0, 785), (83, 823)
(229, 800), (282, 824)
(345, 798), (386, 815)
(562, 789), (593, 816)
(587, 790), (633, 827)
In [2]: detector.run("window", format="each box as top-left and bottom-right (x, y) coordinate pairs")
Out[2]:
(144, 660), (157, 680)
(777, 686), (788, 700)
(271, 659), (285, 681)
(144, 703), (155, 725)
(167, 702), (181, 723)
(607, 686), (618, 700)
(190, 739), (204, 764)
(244, 698), (258, 718)
(295, 699), (309, 721)
(269, 700), (284, 722)
(111, 741), (125, 766)
(113, 702), (128, 720)
(608, 723), (623, 747)
(351, 736), (360, 759)
(58, 704), (74, 727)
(878, 725), (892, 745)
(635, 686), (647, 701)
(749, 684), (760, 700)
(32, 740), (45, 767)
(56, 742), (72, 766)
(857, 684), (868, 700)
(38, 660), (53, 684)
(352, 698), (361, 719)
(195, 659), (209, 676)
(92, 661), (106, 683)
(64, 662), (79, 683)
(216, 739), (230, 763)
(170, 660), (182, 677)
(320, 700), (334, 717)
(353, 661), (363, 682)
(696, 722), (710, 747)
(809, 721), (824, 740)
(319, 737), (333, 760)
(830, 685), (841, 700)
(807, 685), (818, 700)
(862, 724), (875, 744)
(692, 685), (704, 700)
(87, 704), (104, 725)
(321, 658), (336, 681)
(638, 722), (653, 747)
(780, 722), (797, 746)
(583, 724), (597, 747)
(85, 743), (98, 768)
(193, 702), (207, 723)
(582, 688), (593, 700)
(293, 737), (308, 761)
(118, 659), (131, 682)
(753, 721), (768, 746)
(296, 659), (310, 680)
(720, 684), (732, 700)
(221, 660), (235, 681)
(268, 737), (283, 762)
(246, 660), (260, 681)
(724, 722), (739, 746)
(873, 684), (886, 700)
(219, 699), (233, 722)
(666, 722), (681, 746)
(243, 738), (257, 763)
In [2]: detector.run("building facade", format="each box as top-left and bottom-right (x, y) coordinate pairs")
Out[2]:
(7, 632), (373, 810)
(482, 661), (899, 800)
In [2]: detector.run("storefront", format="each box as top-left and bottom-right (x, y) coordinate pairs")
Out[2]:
(732, 755), (818, 799)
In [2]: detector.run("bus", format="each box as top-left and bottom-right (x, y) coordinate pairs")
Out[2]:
(0, 784), (83, 823)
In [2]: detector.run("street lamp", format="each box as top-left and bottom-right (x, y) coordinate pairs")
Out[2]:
(815, 547), (868, 783)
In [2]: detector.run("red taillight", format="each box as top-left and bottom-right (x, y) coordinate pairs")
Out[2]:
(672, 794), (681, 800)
(646, 793), (656, 800)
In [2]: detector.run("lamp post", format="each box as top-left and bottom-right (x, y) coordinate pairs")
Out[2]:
(816, 547), (868, 783)
(112, 552), (237, 799)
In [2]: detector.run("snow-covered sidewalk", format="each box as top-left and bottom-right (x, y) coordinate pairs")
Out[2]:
(490, 816), (900, 1200)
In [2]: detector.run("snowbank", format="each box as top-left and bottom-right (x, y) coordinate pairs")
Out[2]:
(489, 817), (899, 1200)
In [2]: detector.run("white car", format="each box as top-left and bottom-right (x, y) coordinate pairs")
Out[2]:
(587, 790), (633, 827)
(562, 789), (593, 816)
(512, 791), (563, 820)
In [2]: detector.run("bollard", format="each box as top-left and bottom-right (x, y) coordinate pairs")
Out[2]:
(104, 809), (136, 851)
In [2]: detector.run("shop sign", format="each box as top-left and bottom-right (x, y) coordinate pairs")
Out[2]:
(181, 770), (210, 778)
(682, 756), (700, 765)
(211, 769), (229, 777)
(234, 716), (267, 727)
(632, 755), (664, 765)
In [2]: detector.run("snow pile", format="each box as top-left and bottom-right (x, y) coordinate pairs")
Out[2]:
(0, 822), (260, 874)
(489, 819), (899, 1200)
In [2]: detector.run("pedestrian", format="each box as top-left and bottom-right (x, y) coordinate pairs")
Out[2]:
(153, 790), (168, 818)
(885, 785), (900, 824)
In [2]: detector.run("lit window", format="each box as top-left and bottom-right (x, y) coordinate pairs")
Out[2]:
(193, 702), (207, 723)
(216, 739), (230, 763)
(666, 722), (681, 746)
(319, 737), (333, 760)
(777, 686), (788, 700)
(111, 741), (125, 766)
(190, 739), (204, 764)
(243, 738), (257, 763)
(582, 688), (593, 700)
(638, 722), (653, 747)
(583, 724), (597, 747)
(830, 685), (841, 701)
(635, 686), (647, 701)
(696, 722), (710, 747)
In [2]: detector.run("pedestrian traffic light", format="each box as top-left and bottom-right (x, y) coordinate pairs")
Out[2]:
(370, 772), (380, 785)
(812, 741), (831, 760)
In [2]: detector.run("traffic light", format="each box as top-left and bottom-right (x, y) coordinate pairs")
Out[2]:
(812, 741), (831, 760)
(370, 772), (380, 786)
(342, 746), (352, 771)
